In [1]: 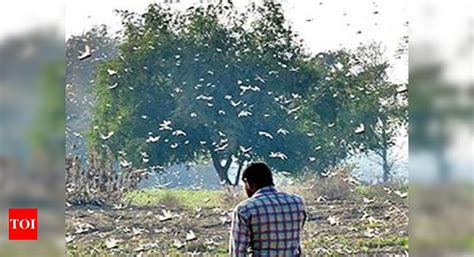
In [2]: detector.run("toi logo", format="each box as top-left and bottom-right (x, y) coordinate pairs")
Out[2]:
(8, 208), (38, 240)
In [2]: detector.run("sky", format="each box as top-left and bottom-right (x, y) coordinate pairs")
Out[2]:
(64, 0), (409, 83)
(4, 0), (472, 84)
(0, 0), (64, 37)
(0, 0), (408, 81)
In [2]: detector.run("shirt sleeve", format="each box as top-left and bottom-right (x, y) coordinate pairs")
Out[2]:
(298, 196), (306, 256)
(229, 205), (251, 257)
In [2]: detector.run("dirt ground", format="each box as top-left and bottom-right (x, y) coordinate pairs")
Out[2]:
(66, 193), (408, 256)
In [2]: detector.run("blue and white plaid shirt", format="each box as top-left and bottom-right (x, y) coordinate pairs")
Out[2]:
(229, 186), (306, 256)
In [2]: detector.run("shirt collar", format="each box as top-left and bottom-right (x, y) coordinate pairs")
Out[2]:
(252, 186), (277, 197)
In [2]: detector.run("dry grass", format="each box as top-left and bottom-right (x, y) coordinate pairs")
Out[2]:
(283, 167), (356, 202)
(281, 167), (408, 206)
(66, 153), (148, 206)
(126, 189), (222, 209)
(66, 185), (409, 256)
(65, 165), (409, 255)
(219, 186), (246, 209)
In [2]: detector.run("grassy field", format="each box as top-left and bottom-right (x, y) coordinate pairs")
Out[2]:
(126, 189), (224, 209)
(66, 182), (409, 256)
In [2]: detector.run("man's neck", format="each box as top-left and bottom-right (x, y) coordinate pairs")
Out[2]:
(252, 186), (275, 197)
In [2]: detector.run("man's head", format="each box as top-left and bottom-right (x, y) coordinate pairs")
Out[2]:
(241, 162), (274, 197)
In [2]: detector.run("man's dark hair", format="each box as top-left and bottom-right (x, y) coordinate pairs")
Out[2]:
(242, 162), (274, 187)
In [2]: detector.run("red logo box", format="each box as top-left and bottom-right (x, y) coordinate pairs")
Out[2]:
(8, 208), (38, 240)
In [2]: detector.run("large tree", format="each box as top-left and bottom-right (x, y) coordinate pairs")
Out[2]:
(87, 1), (405, 185)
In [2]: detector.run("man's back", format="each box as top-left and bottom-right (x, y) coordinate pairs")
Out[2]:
(230, 186), (306, 256)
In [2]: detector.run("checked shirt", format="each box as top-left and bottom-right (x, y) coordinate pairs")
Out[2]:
(230, 186), (306, 256)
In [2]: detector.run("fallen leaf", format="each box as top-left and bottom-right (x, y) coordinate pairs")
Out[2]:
(315, 247), (330, 254)
(134, 242), (158, 252)
(159, 209), (173, 222)
(383, 187), (392, 194)
(66, 235), (75, 244)
(186, 230), (197, 241)
(186, 250), (201, 256)
(78, 45), (91, 60)
(394, 190), (408, 198)
(74, 223), (95, 234)
(327, 215), (340, 225)
(363, 228), (377, 238)
(219, 216), (230, 225)
(363, 197), (375, 204)
(173, 239), (185, 249)
(316, 196), (327, 202)
(132, 227), (148, 236)
(105, 238), (120, 249)
(113, 203), (127, 210)
(204, 238), (219, 246)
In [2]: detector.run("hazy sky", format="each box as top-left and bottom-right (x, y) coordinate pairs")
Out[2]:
(64, 0), (408, 82)
(3, 0), (472, 84)
(0, 0), (408, 81)
(0, 0), (64, 37)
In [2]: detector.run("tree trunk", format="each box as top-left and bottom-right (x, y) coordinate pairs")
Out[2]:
(379, 121), (392, 183)
(382, 161), (391, 183)
(232, 159), (245, 186)
(211, 153), (232, 185)
(381, 148), (391, 183)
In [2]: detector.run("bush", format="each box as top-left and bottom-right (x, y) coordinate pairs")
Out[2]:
(219, 186), (246, 210)
(66, 153), (148, 206)
(285, 166), (356, 202)
(157, 191), (183, 209)
(354, 181), (408, 203)
(282, 166), (409, 203)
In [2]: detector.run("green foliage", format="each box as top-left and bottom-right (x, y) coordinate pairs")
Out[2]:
(87, 1), (406, 184)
